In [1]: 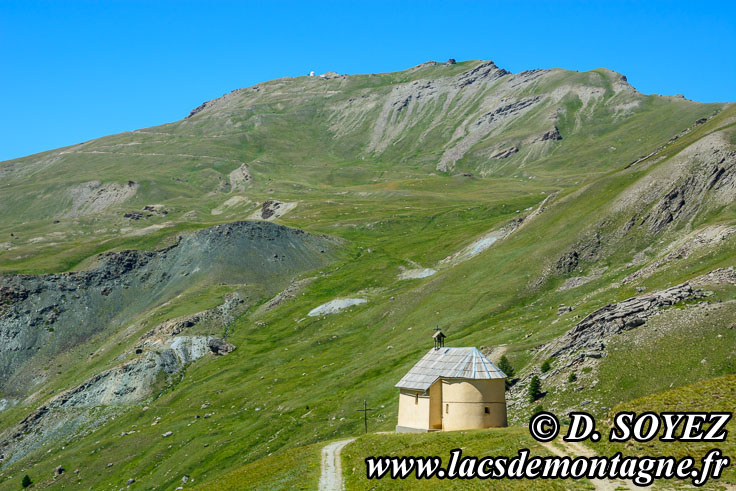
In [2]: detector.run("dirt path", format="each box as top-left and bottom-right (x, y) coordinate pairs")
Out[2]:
(538, 438), (639, 490)
(319, 438), (356, 491)
(486, 343), (508, 363)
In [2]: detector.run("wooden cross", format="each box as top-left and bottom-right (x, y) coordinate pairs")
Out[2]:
(355, 399), (375, 434)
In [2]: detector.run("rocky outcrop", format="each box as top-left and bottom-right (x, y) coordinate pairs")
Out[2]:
(256, 277), (316, 315)
(553, 231), (602, 275)
(453, 61), (510, 89)
(623, 226), (735, 284)
(535, 126), (562, 142)
(318, 72), (341, 79)
(490, 146), (519, 159)
(690, 266), (736, 286)
(123, 206), (167, 221)
(438, 96), (541, 172)
(64, 180), (138, 217)
(641, 149), (736, 233)
(541, 133), (735, 290)
(143, 204), (168, 216)
(361, 60), (535, 172)
(555, 251), (579, 274)
(0, 219), (337, 469)
(139, 294), (245, 347)
(0, 289), (246, 465)
(186, 101), (210, 119)
(0, 287), (28, 315)
(249, 200), (297, 221)
(508, 279), (707, 412)
(261, 200), (281, 219)
(124, 211), (145, 220)
(0, 333), (234, 466)
(615, 128), (736, 236)
(229, 163), (252, 191)
(208, 338), (235, 355)
(507, 69), (545, 88)
(549, 283), (703, 362)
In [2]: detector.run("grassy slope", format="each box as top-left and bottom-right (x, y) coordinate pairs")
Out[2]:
(591, 374), (736, 485)
(0, 63), (734, 488)
(201, 441), (323, 490)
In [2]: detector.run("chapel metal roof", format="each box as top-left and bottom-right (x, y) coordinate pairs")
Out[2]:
(395, 347), (506, 391)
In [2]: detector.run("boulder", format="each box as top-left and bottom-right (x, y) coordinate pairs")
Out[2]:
(536, 126), (562, 142)
(557, 306), (573, 315)
(208, 338), (235, 355)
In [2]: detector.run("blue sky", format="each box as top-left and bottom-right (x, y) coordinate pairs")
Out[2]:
(1, 1), (734, 161)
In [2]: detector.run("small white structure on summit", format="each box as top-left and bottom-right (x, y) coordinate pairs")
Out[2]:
(394, 330), (507, 432)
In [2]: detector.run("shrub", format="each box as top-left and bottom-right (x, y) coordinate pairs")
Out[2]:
(541, 358), (553, 373)
(529, 375), (542, 402)
(498, 355), (515, 388)
(22, 475), (32, 488)
(568, 372), (577, 383)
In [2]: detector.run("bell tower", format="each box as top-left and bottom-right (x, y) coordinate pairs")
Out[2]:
(432, 326), (446, 350)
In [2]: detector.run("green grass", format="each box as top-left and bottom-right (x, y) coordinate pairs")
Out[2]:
(591, 374), (736, 486)
(200, 441), (323, 490)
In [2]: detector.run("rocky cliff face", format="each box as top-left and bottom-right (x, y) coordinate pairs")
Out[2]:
(0, 221), (337, 398)
(549, 283), (705, 363)
(540, 127), (736, 286)
(0, 331), (235, 466)
(641, 146), (736, 234)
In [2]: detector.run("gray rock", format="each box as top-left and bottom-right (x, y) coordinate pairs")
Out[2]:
(552, 282), (698, 360)
(208, 338), (235, 355)
(557, 306), (573, 315)
(536, 126), (562, 142)
(490, 146), (519, 159)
